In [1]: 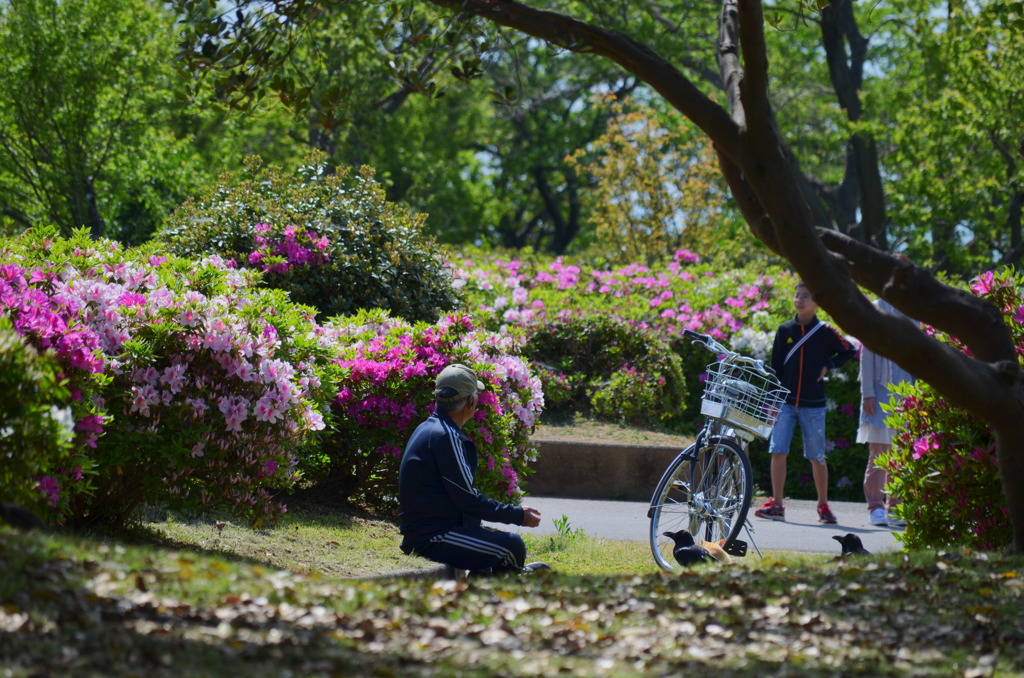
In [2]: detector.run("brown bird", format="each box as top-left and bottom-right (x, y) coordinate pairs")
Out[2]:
(700, 539), (733, 564)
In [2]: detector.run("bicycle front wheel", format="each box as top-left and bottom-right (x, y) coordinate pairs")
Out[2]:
(648, 436), (752, 570)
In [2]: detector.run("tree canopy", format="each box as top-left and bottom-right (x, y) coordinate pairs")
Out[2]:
(0, 0), (310, 243)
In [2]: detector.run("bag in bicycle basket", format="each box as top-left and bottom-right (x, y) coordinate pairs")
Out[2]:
(699, 361), (787, 439)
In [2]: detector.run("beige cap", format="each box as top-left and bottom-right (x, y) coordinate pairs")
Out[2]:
(435, 363), (484, 403)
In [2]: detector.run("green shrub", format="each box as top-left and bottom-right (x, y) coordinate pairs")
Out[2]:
(157, 153), (460, 324)
(531, 364), (574, 414)
(879, 269), (1015, 551)
(0, 316), (83, 518)
(523, 314), (687, 429)
(589, 364), (665, 426)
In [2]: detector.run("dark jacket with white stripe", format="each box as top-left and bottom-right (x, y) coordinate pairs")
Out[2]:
(770, 315), (856, 408)
(398, 410), (525, 548)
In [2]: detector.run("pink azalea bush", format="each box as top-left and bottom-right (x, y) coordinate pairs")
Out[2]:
(452, 248), (791, 341)
(453, 248), (798, 429)
(1, 228), (337, 526)
(0, 244), (108, 519)
(313, 309), (543, 510)
(452, 247), (867, 500)
(879, 269), (1017, 551)
(247, 222), (331, 274)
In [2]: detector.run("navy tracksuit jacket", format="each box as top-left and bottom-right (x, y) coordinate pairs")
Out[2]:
(398, 410), (524, 550)
(770, 316), (856, 407)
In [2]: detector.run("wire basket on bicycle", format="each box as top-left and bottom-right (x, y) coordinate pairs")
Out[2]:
(699, 360), (788, 440)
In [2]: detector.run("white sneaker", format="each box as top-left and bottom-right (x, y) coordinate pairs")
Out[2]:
(887, 512), (907, 529)
(869, 508), (887, 526)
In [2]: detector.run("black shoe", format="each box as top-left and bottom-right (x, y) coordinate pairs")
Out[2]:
(521, 561), (551, 574)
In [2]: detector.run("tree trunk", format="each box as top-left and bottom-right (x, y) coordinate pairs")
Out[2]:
(85, 176), (105, 239)
(995, 421), (1024, 551)
(820, 0), (888, 249)
(536, 167), (581, 255)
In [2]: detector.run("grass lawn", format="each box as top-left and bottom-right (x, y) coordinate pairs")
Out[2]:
(1, 420), (1021, 676)
(2, 498), (1023, 677)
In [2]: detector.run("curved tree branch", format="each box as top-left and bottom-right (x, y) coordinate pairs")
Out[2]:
(427, 0), (744, 164)
(819, 228), (1014, 364)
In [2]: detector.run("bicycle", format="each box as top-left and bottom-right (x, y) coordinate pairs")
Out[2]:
(648, 329), (789, 570)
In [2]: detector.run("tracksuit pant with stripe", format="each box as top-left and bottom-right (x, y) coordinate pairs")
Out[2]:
(407, 525), (526, 573)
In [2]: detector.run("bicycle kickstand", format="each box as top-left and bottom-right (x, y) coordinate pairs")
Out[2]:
(742, 518), (764, 558)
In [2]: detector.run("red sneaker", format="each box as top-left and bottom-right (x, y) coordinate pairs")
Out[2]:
(754, 499), (786, 521)
(818, 502), (838, 524)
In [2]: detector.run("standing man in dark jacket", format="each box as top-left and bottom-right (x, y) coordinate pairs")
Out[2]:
(398, 363), (546, 575)
(754, 281), (856, 524)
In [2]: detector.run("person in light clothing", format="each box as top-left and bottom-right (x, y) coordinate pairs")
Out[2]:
(858, 298), (915, 529)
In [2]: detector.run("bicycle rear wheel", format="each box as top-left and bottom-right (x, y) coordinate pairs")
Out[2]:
(648, 436), (752, 570)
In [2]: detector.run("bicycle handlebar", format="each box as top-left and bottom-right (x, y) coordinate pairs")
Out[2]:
(683, 329), (732, 355)
(683, 329), (776, 377)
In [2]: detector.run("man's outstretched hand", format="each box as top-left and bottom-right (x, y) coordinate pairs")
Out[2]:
(522, 506), (542, 527)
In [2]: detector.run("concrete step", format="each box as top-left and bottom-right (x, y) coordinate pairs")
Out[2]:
(524, 440), (685, 502)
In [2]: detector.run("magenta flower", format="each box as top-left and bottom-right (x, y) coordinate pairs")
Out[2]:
(971, 271), (995, 296)
(912, 435), (938, 459)
(37, 475), (61, 508)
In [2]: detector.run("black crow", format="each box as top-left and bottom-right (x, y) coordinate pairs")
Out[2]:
(833, 533), (870, 556)
(663, 530), (718, 566)
(0, 502), (45, 531)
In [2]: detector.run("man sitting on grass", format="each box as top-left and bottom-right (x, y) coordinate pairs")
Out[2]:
(398, 363), (549, 576)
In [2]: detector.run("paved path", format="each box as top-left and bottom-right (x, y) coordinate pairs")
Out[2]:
(491, 497), (903, 556)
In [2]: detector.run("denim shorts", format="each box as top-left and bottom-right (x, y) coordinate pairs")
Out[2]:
(768, 404), (827, 462)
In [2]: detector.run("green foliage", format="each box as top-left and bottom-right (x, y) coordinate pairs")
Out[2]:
(880, 1), (1024, 274)
(102, 129), (216, 247)
(0, 316), (82, 518)
(158, 154), (459, 324)
(566, 96), (757, 266)
(524, 314), (687, 430)
(0, 0), (182, 238)
(541, 514), (587, 553)
(172, 0), (643, 256)
(0, 0), (306, 245)
(879, 269), (1017, 551)
(281, 2), (504, 245)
